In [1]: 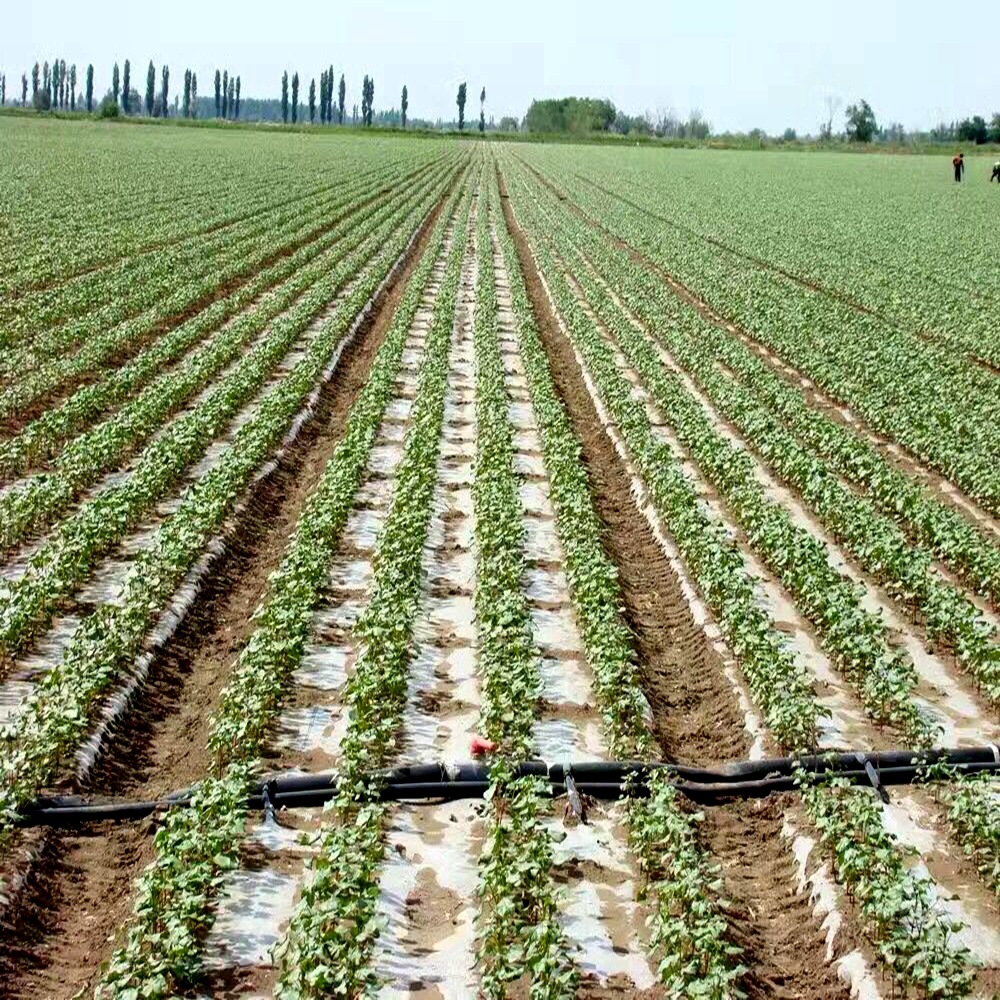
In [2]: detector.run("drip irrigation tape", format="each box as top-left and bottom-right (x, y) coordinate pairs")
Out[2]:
(18, 748), (999, 826)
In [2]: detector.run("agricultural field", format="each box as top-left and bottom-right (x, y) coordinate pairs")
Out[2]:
(0, 114), (998, 999)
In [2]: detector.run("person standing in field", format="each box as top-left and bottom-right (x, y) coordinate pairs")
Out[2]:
(991, 161), (1000, 183)
(953, 152), (965, 182)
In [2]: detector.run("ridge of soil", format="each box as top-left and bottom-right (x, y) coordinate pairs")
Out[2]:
(497, 161), (852, 1000)
(0, 169), (459, 1000)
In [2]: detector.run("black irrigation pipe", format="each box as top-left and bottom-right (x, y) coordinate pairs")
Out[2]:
(18, 746), (1000, 826)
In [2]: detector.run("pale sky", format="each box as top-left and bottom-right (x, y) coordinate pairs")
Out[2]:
(2, 0), (996, 133)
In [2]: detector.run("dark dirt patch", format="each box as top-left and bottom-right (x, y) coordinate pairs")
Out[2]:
(699, 795), (853, 1000)
(496, 164), (747, 771)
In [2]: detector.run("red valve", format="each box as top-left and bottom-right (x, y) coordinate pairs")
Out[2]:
(470, 735), (498, 756)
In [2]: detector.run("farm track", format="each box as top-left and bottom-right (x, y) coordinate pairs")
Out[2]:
(497, 166), (856, 1000)
(516, 157), (1000, 552)
(0, 162), (464, 1000)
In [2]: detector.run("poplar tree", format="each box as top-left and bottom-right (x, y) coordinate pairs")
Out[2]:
(479, 86), (486, 132)
(326, 63), (334, 121)
(401, 85), (408, 128)
(291, 72), (299, 123)
(319, 71), (327, 124)
(338, 73), (345, 124)
(227, 77), (234, 119)
(234, 76), (240, 119)
(182, 69), (191, 117)
(281, 70), (289, 123)
(309, 78), (316, 123)
(69, 64), (76, 110)
(360, 76), (374, 126)
(31, 63), (39, 100)
(0, 75), (5, 107)
(160, 65), (169, 116)
(221, 69), (229, 118)
(51, 60), (59, 108)
(214, 69), (221, 117)
(145, 61), (155, 115)
(191, 73), (198, 117)
(457, 82), (466, 130)
(112, 62), (120, 105)
(21, 73), (28, 107)
(85, 65), (93, 111)
(121, 59), (131, 113)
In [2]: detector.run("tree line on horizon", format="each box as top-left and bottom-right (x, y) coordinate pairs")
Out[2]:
(0, 60), (496, 134)
(4, 61), (1000, 146)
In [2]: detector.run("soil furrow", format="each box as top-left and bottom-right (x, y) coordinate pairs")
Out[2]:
(497, 162), (854, 1000)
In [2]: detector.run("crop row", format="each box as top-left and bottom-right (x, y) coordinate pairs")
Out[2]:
(506, 165), (820, 753)
(553, 162), (1000, 454)
(0, 157), (442, 416)
(1, 122), (411, 292)
(502, 157), (979, 997)
(524, 176), (1000, 703)
(0, 147), (405, 338)
(93, 164), (472, 999)
(273, 171), (477, 998)
(0, 160), (460, 833)
(492, 180), (745, 998)
(521, 174), (1000, 899)
(0, 161), (414, 366)
(529, 158), (1000, 517)
(0, 160), (426, 478)
(0, 158), (458, 554)
(471, 183), (576, 997)
(534, 167), (1000, 608)
(515, 159), (1000, 896)
(0, 165), (450, 664)
(568, 165), (1000, 371)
